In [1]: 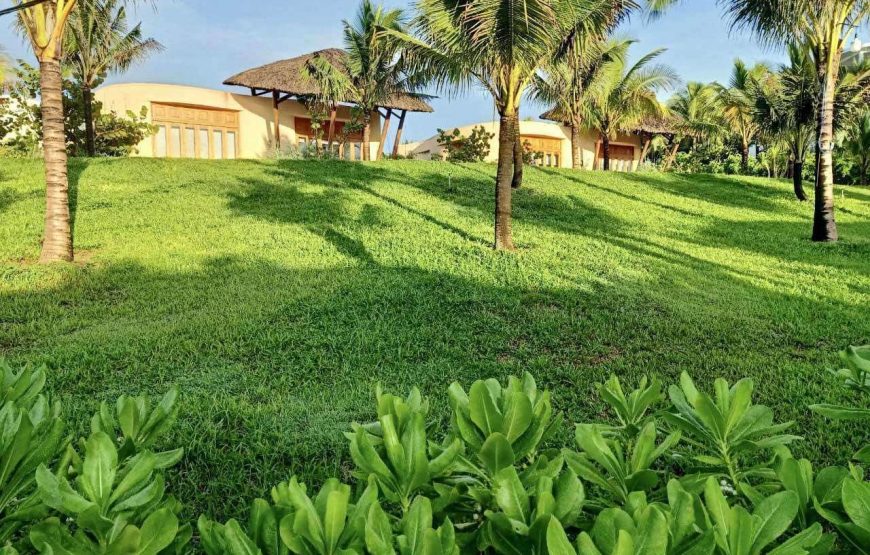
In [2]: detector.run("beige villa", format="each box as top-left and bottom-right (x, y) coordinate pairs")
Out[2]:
(399, 119), (658, 171)
(95, 49), (433, 161)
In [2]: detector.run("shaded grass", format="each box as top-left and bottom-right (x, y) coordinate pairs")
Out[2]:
(1, 158), (869, 520)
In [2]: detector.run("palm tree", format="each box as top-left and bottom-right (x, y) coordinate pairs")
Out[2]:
(585, 47), (677, 170)
(716, 60), (770, 173)
(723, 0), (870, 241)
(300, 52), (357, 153)
(0, 45), (9, 88)
(64, 0), (162, 157)
(533, 37), (631, 169)
(664, 81), (723, 169)
(754, 44), (817, 200)
(342, 0), (407, 161)
(15, 0), (81, 263)
(843, 111), (870, 185)
(392, 0), (650, 250)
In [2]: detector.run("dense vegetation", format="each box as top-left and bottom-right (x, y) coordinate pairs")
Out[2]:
(1, 158), (868, 524)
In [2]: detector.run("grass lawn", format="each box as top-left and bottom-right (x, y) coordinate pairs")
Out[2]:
(1, 158), (869, 520)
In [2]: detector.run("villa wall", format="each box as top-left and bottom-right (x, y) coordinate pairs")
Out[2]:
(400, 120), (643, 171)
(95, 83), (383, 160)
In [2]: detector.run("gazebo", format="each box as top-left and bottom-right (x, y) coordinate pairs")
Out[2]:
(223, 48), (433, 158)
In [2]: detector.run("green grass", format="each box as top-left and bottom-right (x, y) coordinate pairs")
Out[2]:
(1, 158), (869, 520)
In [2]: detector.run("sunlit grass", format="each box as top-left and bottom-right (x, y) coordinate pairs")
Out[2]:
(1, 157), (868, 520)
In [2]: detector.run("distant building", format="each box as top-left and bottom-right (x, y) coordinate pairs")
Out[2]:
(400, 119), (646, 171)
(95, 48), (433, 161)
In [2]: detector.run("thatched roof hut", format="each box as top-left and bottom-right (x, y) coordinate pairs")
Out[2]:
(224, 48), (433, 113)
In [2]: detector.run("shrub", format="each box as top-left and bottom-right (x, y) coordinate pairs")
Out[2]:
(2, 346), (870, 554)
(436, 126), (494, 163)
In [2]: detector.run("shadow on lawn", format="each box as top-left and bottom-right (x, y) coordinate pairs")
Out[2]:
(3, 246), (868, 520)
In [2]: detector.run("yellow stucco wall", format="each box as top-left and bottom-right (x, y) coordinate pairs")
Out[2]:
(400, 119), (643, 171)
(94, 83), (383, 159)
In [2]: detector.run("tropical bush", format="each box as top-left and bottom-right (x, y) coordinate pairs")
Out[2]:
(436, 126), (495, 163)
(0, 61), (154, 158)
(1, 347), (869, 553)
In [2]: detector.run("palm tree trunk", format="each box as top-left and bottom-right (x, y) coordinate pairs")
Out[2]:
(570, 121), (582, 169)
(602, 135), (611, 171)
(663, 139), (680, 171)
(83, 84), (96, 157)
(741, 141), (749, 174)
(793, 161), (807, 201)
(812, 54), (839, 242)
(495, 111), (516, 251)
(362, 117), (371, 161)
(38, 57), (73, 263)
(511, 113), (523, 189)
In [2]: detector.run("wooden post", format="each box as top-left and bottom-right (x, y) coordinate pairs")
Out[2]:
(376, 108), (393, 160)
(327, 106), (337, 148)
(391, 110), (407, 158)
(638, 134), (651, 169)
(593, 140), (601, 171)
(272, 90), (281, 150)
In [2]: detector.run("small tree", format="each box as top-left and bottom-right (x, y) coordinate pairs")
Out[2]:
(64, 0), (162, 157)
(436, 125), (494, 162)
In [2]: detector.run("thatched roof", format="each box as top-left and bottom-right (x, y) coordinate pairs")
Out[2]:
(224, 48), (434, 113)
(539, 109), (677, 136)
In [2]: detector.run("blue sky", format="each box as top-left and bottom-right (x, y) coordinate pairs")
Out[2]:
(0, 0), (800, 144)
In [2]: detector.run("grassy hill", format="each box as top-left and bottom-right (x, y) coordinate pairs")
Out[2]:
(1, 158), (868, 519)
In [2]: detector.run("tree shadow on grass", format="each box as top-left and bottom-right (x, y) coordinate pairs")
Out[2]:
(3, 250), (869, 522)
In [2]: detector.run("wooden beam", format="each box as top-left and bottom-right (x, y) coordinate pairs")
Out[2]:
(391, 110), (407, 158)
(593, 140), (601, 171)
(327, 106), (337, 147)
(639, 134), (651, 168)
(272, 91), (281, 150)
(376, 109), (393, 160)
(251, 88), (270, 97)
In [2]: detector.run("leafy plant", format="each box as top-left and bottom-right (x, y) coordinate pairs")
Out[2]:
(662, 373), (799, 492)
(435, 126), (494, 163)
(447, 373), (556, 474)
(198, 492), (293, 555)
(31, 430), (189, 554)
(0, 362), (66, 547)
(366, 496), (459, 555)
(348, 386), (461, 512)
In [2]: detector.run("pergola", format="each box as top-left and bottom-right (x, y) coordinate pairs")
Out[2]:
(223, 48), (433, 158)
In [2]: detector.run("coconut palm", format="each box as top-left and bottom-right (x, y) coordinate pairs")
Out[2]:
(14, 0), (83, 263)
(585, 47), (677, 170)
(64, 0), (163, 157)
(390, 0), (671, 250)
(300, 52), (357, 153)
(723, 0), (870, 241)
(753, 44), (817, 199)
(662, 81), (723, 169)
(342, 0), (407, 161)
(533, 37), (631, 169)
(716, 60), (771, 173)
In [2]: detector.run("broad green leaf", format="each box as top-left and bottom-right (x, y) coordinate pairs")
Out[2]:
(138, 507), (179, 555)
(842, 478), (870, 532)
(81, 431), (119, 507)
(545, 517), (576, 555)
(478, 433), (514, 475)
(469, 380), (503, 436)
(749, 491), (798, 554)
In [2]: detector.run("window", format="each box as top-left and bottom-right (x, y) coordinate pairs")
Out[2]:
(227, 132), (237, 160)
(152, 103), (239, 159)
(170, 127), (182, 158)
(521, 135), (562, 168)
(184, 128), (196, 158)
(155, 126), (167, 157)
(213, 130), (223, 160)
(199, 129), (210, 159)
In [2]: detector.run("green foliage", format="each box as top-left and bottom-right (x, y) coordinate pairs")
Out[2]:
(348, 387), (460, 510)
(448, 373), (555, 473)
(435, 127), (494, 163)
(662, 373), (799, 493)
(0, 61), (154, 157)
(29, 385), (189, 554)
(810, 346), (870, 462)
(0, 363), (66, 547)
